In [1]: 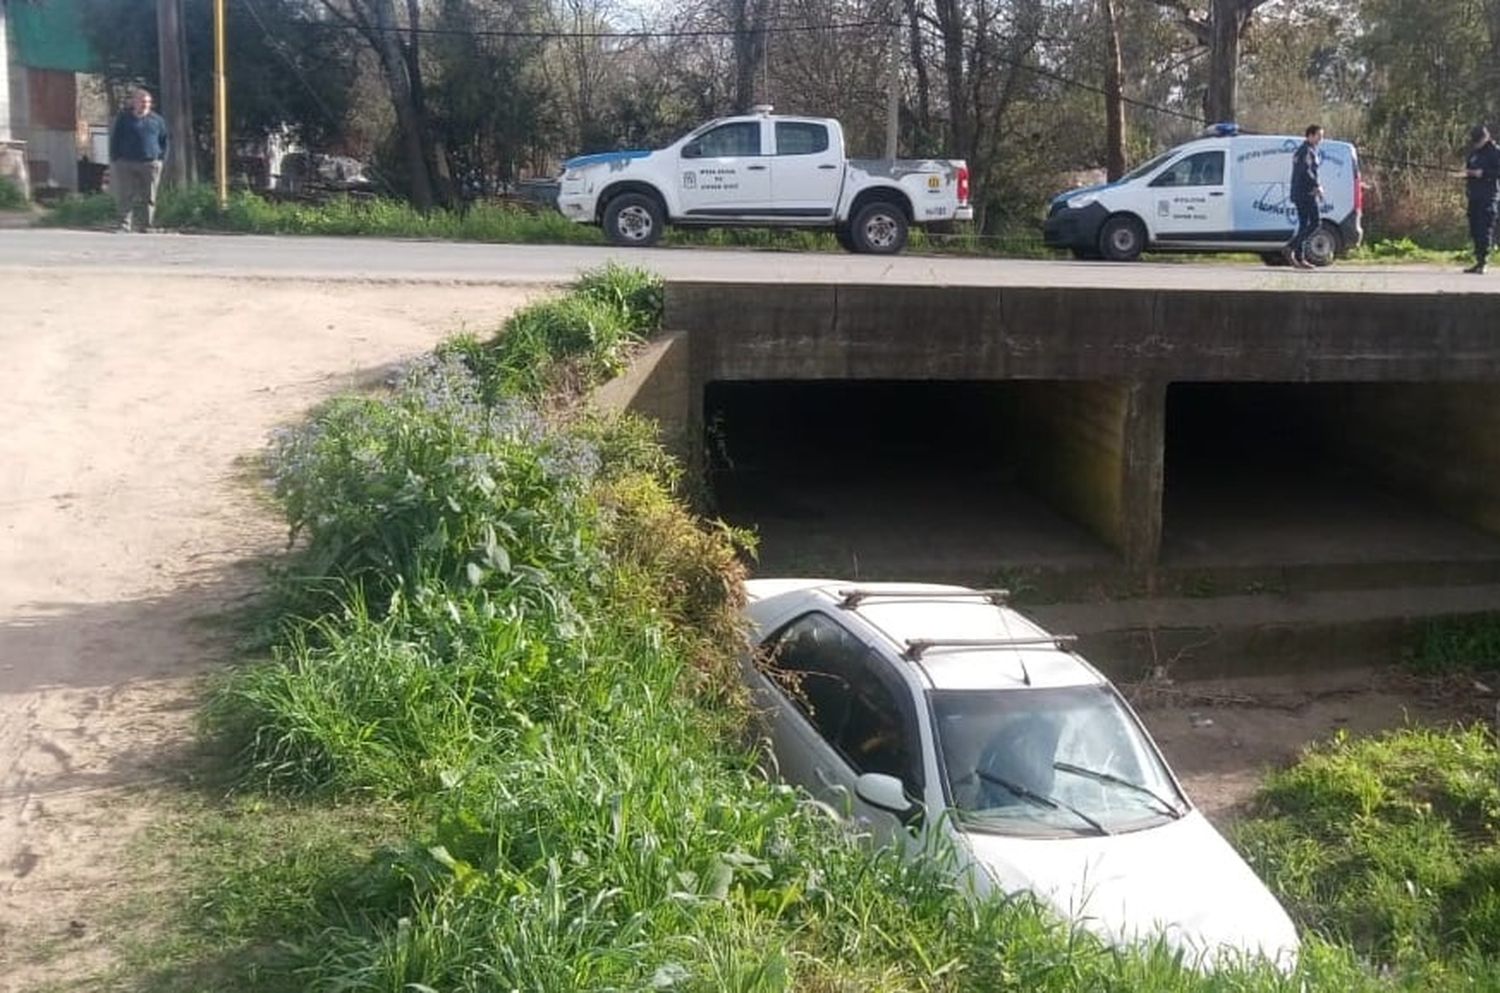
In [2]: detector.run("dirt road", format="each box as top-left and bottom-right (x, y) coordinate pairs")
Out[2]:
(0, 272), (537, 990)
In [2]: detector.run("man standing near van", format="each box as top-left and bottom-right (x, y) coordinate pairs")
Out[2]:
(1286, 125), (1324, 269)
(1462, 125), (1500, 274)
(109, 88), (169, 233)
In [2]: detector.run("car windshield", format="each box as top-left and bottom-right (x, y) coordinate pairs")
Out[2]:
(930, 684), (1186, 838)
(1119, 150), (1174, 183)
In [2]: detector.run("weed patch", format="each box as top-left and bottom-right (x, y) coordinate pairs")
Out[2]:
(1235, 725), (1500, 970)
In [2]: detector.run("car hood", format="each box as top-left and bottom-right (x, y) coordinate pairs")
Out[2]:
(1048, 179), (1122, 209)
(959, 810), (1299, 971)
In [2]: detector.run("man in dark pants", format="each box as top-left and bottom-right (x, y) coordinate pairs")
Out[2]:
(108, 88), (169, 233)
(1286, 124), (1325, 270)
(1462, 125), (1500, 274)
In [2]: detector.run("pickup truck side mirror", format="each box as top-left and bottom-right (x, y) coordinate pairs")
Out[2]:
(855, 772), (922, 825)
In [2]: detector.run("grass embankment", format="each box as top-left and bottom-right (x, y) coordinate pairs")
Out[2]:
(105, 263), (1500, 992)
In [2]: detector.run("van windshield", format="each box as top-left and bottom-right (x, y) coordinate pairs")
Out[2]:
(1119, 150), (1175, 183)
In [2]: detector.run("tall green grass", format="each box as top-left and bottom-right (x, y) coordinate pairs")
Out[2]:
(134, 265), (1491, 992)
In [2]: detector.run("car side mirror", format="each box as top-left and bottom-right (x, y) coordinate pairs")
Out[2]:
(855, 772), (917, 817)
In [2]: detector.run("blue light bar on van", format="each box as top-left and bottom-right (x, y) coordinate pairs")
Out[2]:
(1206, 122), (1239, 136)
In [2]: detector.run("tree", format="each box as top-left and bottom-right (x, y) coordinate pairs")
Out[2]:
(1102, 0), (1125, 179)
(1153, 0), (1273, 122)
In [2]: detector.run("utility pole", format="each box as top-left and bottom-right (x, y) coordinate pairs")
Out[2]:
(156, 0), (196, 185)
(885, 5), (899, 159)
(214, 0), (228, 205)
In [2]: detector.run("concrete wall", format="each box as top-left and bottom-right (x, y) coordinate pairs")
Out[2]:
(1004, 381), (1163, 568)
(667, 283), (1500, 383)
(1315, 384), (1500, 537)
(589, 332), (695, 466)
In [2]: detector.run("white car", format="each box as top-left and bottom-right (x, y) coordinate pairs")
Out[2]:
(556, 107), (972, 254)
(742, 579), (1300, 972)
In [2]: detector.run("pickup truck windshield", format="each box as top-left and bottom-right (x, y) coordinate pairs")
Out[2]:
(931, 685), (1185, 838)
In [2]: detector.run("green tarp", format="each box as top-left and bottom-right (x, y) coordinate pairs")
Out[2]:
(9, 0), (97, 73)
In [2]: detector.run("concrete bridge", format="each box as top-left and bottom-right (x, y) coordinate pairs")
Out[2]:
(603, 275), (1500, 675)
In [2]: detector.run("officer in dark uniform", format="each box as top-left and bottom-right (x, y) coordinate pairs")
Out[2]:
(1463, 125), (1500, 274)
(1286, 124), (1324, 269)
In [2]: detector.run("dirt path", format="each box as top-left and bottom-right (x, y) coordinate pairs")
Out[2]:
(0, 272), (538, 991)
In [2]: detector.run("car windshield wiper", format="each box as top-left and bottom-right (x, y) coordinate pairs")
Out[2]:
(975, 770), (1111, 836)
(1053, 761), (1184, 820)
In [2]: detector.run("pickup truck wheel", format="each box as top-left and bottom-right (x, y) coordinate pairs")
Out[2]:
(1099, 215), (1146, 262)
(851, 201), (909, 254)
(834, 225), (856, 253)
(603, 192), (664, 247)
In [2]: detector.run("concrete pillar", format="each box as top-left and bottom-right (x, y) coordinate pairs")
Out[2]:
(1004, 380), (1164, 571)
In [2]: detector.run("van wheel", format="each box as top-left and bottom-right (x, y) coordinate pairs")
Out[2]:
(603, 192), (665, 247)
(1305, 223), (1341, 267)
(1099, 215), (1146, 262)
(851, 200), (909, 254)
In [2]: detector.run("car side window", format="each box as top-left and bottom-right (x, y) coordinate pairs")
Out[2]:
(775, 122), (829, 156)
(1149, 150), (1225, 188)
(684, 122), (761, 159)
(763, 613), (923, 790)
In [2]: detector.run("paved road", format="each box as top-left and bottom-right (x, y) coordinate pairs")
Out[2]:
(0, 227), (1493, 293)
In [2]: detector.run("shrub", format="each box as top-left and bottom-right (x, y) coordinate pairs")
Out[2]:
(0, 176), (26, 210)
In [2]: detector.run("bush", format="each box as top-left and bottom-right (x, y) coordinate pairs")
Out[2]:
(0, 176), (26, 210)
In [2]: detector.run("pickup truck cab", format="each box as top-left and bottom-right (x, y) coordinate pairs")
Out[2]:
(1044, 125), (1363, 265)
(557, 107), (972, 254)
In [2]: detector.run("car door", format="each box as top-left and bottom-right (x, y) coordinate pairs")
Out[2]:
(677, 120), (772, 217)
(754, 612), (925, 847)
(1148, 149), (1230, 243)
(771, 120), (840, 217)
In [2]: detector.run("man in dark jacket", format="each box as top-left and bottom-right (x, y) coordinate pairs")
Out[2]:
(1285, 124), (1324, 269)
(1463, 125), (1500, 274)
(108, 88), (169, 233)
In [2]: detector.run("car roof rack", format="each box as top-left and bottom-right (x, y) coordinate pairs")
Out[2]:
(837, 588), (1010, 610)
(902, 635), (1078, 662)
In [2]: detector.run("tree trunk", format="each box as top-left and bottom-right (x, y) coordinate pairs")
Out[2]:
(933, 0), (969, 159)
(905, 0), (931, 145)
(731, 0), (767, 111)
(1206, 0), (1239, 123)
(1102, 0), (1126, 179)
(156, 0), (196, 186)
(372, 0), (433, 209)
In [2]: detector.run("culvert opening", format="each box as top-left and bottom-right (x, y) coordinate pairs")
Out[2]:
(704, 380), (1115, 581)
(1163, 383), (1500, 569)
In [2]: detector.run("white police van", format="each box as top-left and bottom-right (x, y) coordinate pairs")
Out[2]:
(1044, 125), (1363, 265)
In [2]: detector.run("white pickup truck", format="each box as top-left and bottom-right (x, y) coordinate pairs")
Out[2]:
(556, 108), (972, 254)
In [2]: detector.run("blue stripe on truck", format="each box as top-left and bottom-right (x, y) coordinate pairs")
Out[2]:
(563, 150), (651, 170)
